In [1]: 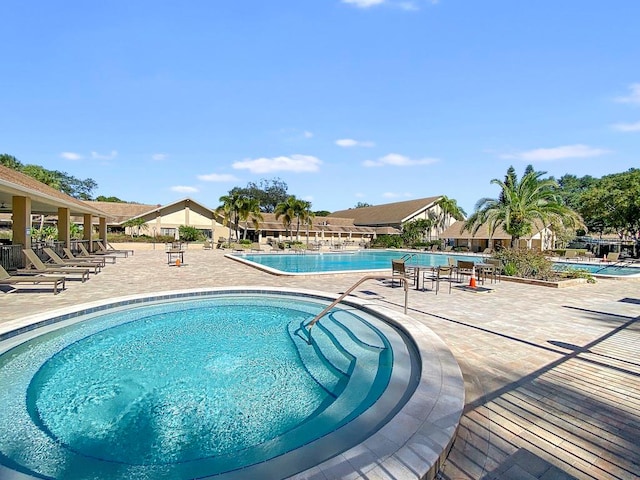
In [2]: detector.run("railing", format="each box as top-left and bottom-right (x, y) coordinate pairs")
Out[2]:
(0, 244), (24, 271)
(305, 274), (409, 335)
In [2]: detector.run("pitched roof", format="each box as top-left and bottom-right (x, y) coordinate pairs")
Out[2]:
(82, 201), (159, 224)
(0, 165), (107, 216)
(441, 220), (549, 240)
(330, 196), (442, 226)
(257, 213), (375, 234)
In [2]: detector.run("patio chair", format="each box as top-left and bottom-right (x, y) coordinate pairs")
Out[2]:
(78, 243), (118, 263)
(0, 265), (66, 295)
(19, 249), (91, 282)
(456, 260), (476, 284)
(484, 258), (503, 283)
(391, 259), (416, 288)
(420, 265), (454, 294)
(250, 242), (263, 252)
(43, 248), (102, 274)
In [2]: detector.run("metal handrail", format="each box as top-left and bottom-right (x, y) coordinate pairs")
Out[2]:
(305, 274), (409, 333)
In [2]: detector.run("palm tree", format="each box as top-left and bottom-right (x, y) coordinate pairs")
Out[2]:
(239, 197), (263, 240)
(216, 192), (244, 246)
(292, 199), (314, 242)
(463, 167), (582, 248)
(434, 196), (467, 233)
(274, 196), (297, 240)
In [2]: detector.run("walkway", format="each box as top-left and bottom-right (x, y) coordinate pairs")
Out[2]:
(1, 247), (639, 480)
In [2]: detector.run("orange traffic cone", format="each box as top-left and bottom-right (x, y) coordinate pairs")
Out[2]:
(469, 274), (477, 288)
(176, 258), (181, 267)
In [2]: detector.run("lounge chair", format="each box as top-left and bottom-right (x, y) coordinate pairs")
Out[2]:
(19, 249), (91, 282)
(605, 252), (620, 262)
(43, 248), (102, 274)
(78, 243), (118, 263)
(0, 265), (65, 295)
(250, 242), (263, 252)
(105, 242), (135, 255)
(93, 242), (129, 258)
(63, 247), (109, 266)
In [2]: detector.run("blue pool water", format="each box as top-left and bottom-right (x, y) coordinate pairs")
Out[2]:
(235, 250), (481, 274)
(233, 250), (640, 277)
(0, 292), (409, 480)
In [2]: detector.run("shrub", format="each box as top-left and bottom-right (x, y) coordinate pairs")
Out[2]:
(370, 235), (404, 249)
(494, 248), (556, 280)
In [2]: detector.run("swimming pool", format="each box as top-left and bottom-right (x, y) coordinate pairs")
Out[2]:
(231, 250), (481, 274)
(230, 250), (640, 277)
(0, 288), (464, 480)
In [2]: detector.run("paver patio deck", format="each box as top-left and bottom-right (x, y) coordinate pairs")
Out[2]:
(1, 247), (638, 480)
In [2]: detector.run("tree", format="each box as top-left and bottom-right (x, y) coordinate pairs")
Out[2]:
(1, 155), (98, 199)
(216, 192), (244, 246)
(463, 166), (582, 247)
(354, 202), (373, 208)
(231, 178), (289, 213)
(274, 195), (313, 241)
(0, 154), (23, 170)
(96, 195), (127, 202)
(577, 168), (640, 255)
(178, 225), (202, 242)
(238, 197), (263, 240)
(122, 217), (148, 237)
(434, 196), (467, 232)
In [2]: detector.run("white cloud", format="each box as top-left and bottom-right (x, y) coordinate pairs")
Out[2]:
(60, 152), (83, 160)
(383, 191), (412, 198)
(91, 150), (118, 160)
(342, 0), (385, 7)
(335, 138), (375, 148)
(197, 173), (239, 182)
(500, 144), (610, 162)
(362, 153), (439, 167)
(232, 154), (321, 173)
(171, 185), (199, 193)
(611, 121), (640, 132)
(615, 83), (640, 105)
(152, 153), (168, 161)
(303, 131), (314, 139)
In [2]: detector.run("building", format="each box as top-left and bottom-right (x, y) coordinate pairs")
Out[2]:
(440, 220), (556, 252)
(330, 196), (454, 239)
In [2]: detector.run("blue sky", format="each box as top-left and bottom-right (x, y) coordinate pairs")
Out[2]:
(1, 1), (638, 214)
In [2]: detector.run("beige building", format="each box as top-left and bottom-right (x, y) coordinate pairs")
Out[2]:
(331, 196), (456, 239)
(440, 220), (556, 252)
(84, 199), (222, 240)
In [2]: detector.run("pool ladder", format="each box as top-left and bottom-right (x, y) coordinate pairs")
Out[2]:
(305, 274), (409, 334)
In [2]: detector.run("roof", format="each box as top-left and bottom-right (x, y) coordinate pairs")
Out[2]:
(257, 213), (375, 234)
(82, 201), (158, 224)
(441, 220), (549, 240)
(330, 196), (442, 226)
(0, 165), (107, 216)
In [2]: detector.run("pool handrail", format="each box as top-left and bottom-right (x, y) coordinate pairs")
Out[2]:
(305, 274), (408, 334)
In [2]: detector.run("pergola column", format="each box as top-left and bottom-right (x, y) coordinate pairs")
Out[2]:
(99, 217), (107, 246)
(58, 207), (71, 247)
(83, 214), (94, 250)
(12, 195), (31, 249)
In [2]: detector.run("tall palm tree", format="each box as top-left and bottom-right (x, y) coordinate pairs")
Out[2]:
(239, 197), (263, 240)
(292, 199), (314, 242)
(274, 196), (296, 240)
(463, 167), (582, 248)
(216, 192), (244, 246)
(435, 196), (467, 233)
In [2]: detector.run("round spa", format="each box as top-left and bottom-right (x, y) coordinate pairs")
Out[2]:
(0, 288), (464, 480)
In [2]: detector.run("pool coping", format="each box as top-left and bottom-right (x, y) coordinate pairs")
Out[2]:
(0, 287), (465, 480)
